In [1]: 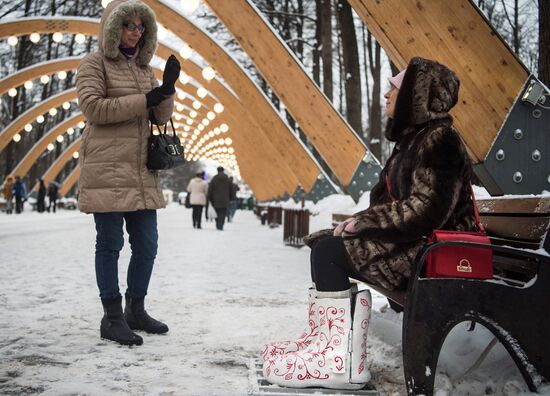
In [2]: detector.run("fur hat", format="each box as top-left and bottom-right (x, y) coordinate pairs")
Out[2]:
(99, 0), (158, 67)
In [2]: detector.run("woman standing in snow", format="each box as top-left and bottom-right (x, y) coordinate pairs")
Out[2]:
(186, 171), (209, 229)
(261, 57), (478, 390)
(76, 0), (180, 346)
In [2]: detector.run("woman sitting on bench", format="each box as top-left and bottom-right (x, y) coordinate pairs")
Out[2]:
(261, 56), (479, 390)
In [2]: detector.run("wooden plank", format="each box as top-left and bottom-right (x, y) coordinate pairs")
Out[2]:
(59, 166), (80, 197)
(347, 0), (528, 163)
(40, 139), (81, 190)
(202, 0), (367, 187)
(481, 216), (550, 241)
(477, 197), (550, 215)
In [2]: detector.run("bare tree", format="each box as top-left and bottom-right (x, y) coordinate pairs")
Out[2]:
(336, 0), (361, 133)
(539, 0), (549, 85)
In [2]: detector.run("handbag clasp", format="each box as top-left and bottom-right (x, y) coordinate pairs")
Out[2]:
(166, 144), (180, 156)
(457, 259), (473, 273)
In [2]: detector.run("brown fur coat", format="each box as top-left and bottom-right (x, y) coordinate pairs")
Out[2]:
(305, 57), (477, 290)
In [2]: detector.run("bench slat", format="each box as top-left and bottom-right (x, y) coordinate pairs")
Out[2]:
(481, 216), (549, 242)
(477, 197), (550, 214)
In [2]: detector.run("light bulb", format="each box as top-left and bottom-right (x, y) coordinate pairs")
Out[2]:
(52, 32), (63, 43)
(192, 100), (201, 110)
(56, 135), (64, 143)
(24, 124), (32, 132)
(8, 88), (17, 97)
(7, 36), (18, 46)
(197, 87), (207, 98)
(181, 0), (200, 14)
(157, 24), (167, 40)
(225, 138), (232, 145)
(179, 44), (193, 59)
(207, 111), (215, 120)
(67, 127), (74, 135)
(220, 123), (229, 132)
(202, 118), (209, 126)
(49, 108), (58, 116)
(75, 33), (86, 44)
(40, 75), (50, 84)
(179, 72), (190, 85)
(62, 102), (70, 110)
(37, 115), (45, 123)
(177, 91), (186, 100)
(176, 104), (184, 112)
(202, 66), (215, 81)
(13, 133), (21, 142)
(101, 0), (112, 7)
(190, 110), (197, 118)
(78, 121), (85, 128)
(24, 81), (33, 90)
(47, 143), (55, 151)
(73, 152), (79, 159)
(30, 33), (40, 43)
(57, 71), (67, 80)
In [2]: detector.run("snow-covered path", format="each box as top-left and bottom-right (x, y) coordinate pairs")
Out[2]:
(0, 203), (547, 395)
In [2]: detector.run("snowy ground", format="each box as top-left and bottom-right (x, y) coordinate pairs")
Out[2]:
(0, 198), (548, 396)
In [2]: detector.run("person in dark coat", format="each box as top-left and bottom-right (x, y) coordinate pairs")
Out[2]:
(262, 57), (479, 390)
(12, 176), (27, 214)
(37, 179), (46, 213)
(47, 182), (59, 213)
(207, 166), (232, 230)
(227, 177), (239, 222)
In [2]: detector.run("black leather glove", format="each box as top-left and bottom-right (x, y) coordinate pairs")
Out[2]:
(159, 54), (181, 95)
(145, 87), (168, 108)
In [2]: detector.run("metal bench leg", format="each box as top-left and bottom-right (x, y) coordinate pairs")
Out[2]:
(402, 315), (441, 396)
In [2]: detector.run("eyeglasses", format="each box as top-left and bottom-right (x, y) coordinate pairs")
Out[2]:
(123, 23), (145, 34)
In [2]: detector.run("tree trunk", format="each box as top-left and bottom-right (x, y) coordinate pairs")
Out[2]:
(296, 0), (304, 61)
(540, 0), (550, 86)
(367, 32), (382, 160)
(319, 0), (333, 100)
(337, 0), (361, 134)
(313, 0), (321, 85)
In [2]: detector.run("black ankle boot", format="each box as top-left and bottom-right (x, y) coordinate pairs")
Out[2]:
(124, 294), (169, 334)
(100, 296), (143, 346)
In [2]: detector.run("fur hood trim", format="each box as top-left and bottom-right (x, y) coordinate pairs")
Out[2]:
(386, 57), (460, 142)
(99, 0), (158, 66)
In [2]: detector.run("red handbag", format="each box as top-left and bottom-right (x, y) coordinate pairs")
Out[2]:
(385, 175), (493, 279)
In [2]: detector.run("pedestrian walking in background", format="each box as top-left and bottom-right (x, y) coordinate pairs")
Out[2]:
(226, 176), (239, 223)
(3, 176), (14, 214)
(13, 176), (27, 214)
(47, 183), (59, 213)
(37, 179), (46, 213)
(76, 0), (179, 346)
(207, 166), (232, 230)
(186, 171), (208, 229)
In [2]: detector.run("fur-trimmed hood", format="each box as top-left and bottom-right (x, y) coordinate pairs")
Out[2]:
(99, 0), (158, 66)
(386, 57), (460, 142)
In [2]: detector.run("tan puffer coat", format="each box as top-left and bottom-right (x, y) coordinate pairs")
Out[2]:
(76, 0), (173, 213)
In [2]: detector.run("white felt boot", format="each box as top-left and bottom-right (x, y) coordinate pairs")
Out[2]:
(263, 288), (371, 390)
(260, 286), (319, 362)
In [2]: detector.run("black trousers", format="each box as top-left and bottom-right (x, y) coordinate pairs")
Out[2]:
(191, 205), (203, 228)
(215, 208), (227, 230)
(310, 235), (369, 292)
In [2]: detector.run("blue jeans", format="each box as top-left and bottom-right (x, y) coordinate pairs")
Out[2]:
(93, 210), (158, 299)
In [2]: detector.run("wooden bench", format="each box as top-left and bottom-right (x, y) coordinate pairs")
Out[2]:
(332, 196), (550, 395)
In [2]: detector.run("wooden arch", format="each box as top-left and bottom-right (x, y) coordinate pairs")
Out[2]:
(59, 166), (80, 197)
(9, 113), (85, 180)
(40, 139), (81, 190)
(0, 17), (319, 196)
(0, 58), (286, 199)
(346, 0), (528, 163)
(201, 0), (369, 188)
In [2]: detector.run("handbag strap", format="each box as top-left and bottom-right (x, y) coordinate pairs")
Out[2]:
(385, 174), (485, 232)
(149, 110), (177, 138)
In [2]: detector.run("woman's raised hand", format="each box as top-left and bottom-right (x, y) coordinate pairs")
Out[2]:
(160, 54), (181, 95)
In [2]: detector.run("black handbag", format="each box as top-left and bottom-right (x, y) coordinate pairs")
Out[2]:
(147, 112), (185, 170)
